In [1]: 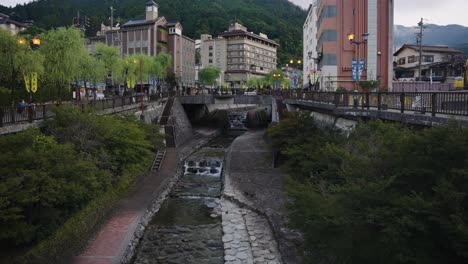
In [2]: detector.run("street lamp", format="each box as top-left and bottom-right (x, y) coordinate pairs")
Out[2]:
(18, 36), (41, 102)
(273, 73), (281, 90)
(134, 59), (144, 117)
(348, 32), (369, 90)
(308, 51), (320, 91)
(31, 36), (41, 50)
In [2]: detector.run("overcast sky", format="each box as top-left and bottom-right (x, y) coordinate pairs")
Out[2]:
(2, 0), (468, 27)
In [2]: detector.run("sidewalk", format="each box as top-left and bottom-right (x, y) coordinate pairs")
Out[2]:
(71, 148), (177, 264)
(71, 128), (219, 264)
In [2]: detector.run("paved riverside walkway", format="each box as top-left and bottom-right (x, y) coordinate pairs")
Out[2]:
(71, 129), (218, 264)
(223, 131), (303, 264)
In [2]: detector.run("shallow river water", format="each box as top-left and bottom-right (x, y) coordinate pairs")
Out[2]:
(132, 135), (235, 264)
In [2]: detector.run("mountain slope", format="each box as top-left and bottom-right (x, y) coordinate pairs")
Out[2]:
(0, 0), (306, 65)
(394, 24), (468, 57)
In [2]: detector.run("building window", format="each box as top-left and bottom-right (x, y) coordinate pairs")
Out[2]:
(318, 30), (337, 42)
(317, 5), (337, 29)
(322, 53), (337, 66)
(408, 55), (416, 63)
(209, 52), (213, 57)
(209, 46), (213, 50)
(398, 58), (406, 65)
(209, 59), (213, 63)
(423, 55), (434, 62)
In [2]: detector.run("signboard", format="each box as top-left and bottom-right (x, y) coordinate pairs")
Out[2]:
(275, 82), (280, 90)
(359, 59), (365, 80)
(24, 74), (30, 92)
(291, 72), (299, 88)
(31, 72), (38, 93)
(352, 58), (357, 81)
(151, 77), (158, 87)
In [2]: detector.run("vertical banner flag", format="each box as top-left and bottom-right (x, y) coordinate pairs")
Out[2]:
(31, 72), (38, 93)
(359, 59), (365, 80)
(352, 58), (357, 81)
(24, 74), (30, 92)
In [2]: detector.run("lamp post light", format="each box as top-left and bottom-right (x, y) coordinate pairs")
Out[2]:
(273, 73), (281, 90)
(289, 59), (302, 89)
(348, 32), (369, 91)
(18, 36), (41, 103)
(31, 36), (41, 50)
(308, 51), (321, 91)
(134, 59), (144, 117)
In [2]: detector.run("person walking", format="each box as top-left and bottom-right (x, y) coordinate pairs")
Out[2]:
(17, 99), (26, 114)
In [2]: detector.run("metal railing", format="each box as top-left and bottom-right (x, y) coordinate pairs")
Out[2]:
(0, 91), (180, 127)
(277, 91), (468, 117)
(2, 90), (468, 127)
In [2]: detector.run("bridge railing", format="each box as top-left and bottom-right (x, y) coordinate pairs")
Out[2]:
(3, 90), (468, 127)
(280, 91), (468, 117)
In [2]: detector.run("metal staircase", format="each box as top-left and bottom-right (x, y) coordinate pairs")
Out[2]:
(152, 150), (166, 171)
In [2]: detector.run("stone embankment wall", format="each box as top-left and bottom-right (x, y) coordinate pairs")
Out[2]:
(168, 98), (194, 147)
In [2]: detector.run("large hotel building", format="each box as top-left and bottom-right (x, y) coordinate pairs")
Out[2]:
(88, 1), (195, 89)
(199, 23), (279, 88)
(304, 0), (394, 91)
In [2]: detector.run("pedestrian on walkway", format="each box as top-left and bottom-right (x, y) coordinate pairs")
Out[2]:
(17, 99), (26, 114)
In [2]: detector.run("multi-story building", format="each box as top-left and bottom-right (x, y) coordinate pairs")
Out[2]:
(0, 13), (29, 35)
(195, 39), (201, 84)
(198, 23), (279, 88)
(89, 1), (195, 89)
(219, 23), (279, 88)
(199, 34), (227, 84)
(303, 4), (318, 89)
(306, 0), (394, 91)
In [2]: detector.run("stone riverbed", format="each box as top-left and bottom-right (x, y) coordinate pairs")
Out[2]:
(131, 134), (282, 264)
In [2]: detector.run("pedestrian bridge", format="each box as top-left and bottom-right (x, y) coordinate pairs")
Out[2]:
(2, 90), (468, 135)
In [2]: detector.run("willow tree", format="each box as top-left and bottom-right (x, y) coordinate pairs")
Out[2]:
(76, 49), (107, 100)
(0, 29), (44, 105)
(94, 43), (123, 93)
(199, 65), (222, 88)
(41, 27), (85, 101)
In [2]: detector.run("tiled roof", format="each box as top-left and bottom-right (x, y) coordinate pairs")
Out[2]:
(394, 44), (464, 56)
(121, 19), (150, 27)
(0, 13), (29, 27)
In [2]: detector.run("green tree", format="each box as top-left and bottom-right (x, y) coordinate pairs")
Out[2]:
(0, 29), (44, 105)
(75, 51), (107, 100)
(94, 43), (123, 87)
(199, 65), (222, 87)
(269, 117), (468, 264)
(40, 27), (85, 101)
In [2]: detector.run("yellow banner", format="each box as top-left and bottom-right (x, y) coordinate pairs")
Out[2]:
(24, 74), (30, 93)
(31, 72), (38, 93)
(127, 78), (136, 89)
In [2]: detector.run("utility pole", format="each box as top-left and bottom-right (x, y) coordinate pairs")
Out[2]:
(417, 18), (424, 81)
(110, 6), (114, 29)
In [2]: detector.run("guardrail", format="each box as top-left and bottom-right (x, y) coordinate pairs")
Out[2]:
(276, 90), (468, 117)
(2, 90), (468, 127)
(0, 91), (181, 127)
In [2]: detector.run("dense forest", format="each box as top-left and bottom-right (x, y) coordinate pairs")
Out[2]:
(0, 106), (163, 263)
(0, 0), (306, 65)
(268, 114), (468, 264)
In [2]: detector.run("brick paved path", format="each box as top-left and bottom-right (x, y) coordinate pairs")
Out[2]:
(72, 148), (177, 264)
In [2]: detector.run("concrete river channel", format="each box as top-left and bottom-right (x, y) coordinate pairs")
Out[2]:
(131, 112), (282, 264)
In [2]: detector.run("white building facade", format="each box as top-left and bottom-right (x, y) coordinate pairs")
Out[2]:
(303, 4), (318, 89)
